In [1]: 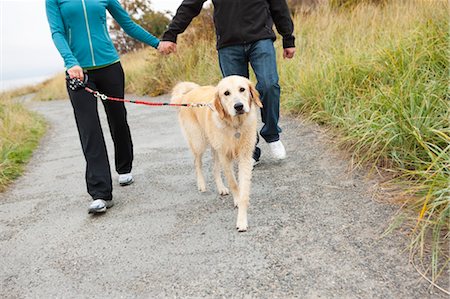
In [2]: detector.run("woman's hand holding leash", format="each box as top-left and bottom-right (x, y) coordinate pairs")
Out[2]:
(66, 70), (88, 91)
(67, 65), (84, 81)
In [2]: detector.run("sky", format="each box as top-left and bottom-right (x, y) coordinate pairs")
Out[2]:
(0, 0), (195, 91)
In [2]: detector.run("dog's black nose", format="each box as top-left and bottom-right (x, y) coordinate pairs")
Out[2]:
(234, 103), (244, 111)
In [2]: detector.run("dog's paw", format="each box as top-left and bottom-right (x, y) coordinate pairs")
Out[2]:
(236, 207), (248, 232)
(218, 187), (229, 196)
(197, 178), (206, 192)
(236, 218), (248, 232)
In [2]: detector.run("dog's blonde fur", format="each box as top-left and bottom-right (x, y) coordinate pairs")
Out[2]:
(171, 75), (262, 231)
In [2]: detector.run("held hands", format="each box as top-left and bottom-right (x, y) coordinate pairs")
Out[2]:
(67, 65), (84, 81)
(158, 41), (177, 55)
(283, 47), (296, 59)
(157, 41), (293, 58)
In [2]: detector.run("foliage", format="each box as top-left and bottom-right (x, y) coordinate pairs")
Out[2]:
(329, 0), (388, 9)
(109, 0), (170, 54)
(0, 95), (46, 191)
(182, 7), (215, 44)
(288, 0), (320, 14)
(281, 0), (449, 283)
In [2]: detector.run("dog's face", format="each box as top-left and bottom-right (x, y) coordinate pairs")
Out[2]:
(214, 76), (262, 119)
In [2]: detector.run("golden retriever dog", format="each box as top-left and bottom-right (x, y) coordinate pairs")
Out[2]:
(171, 75), (263, 232)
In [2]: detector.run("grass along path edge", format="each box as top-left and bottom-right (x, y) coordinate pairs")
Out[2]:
(0, 96), (47, 192)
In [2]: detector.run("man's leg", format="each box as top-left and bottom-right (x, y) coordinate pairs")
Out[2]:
(218, 44), (249, 78)
(218, 45), (261, 162)
(248, 39), (282, 144)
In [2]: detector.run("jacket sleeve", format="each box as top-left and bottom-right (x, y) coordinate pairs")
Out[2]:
(161, 0), (206, 43)
(45, 0), (79, 69)
(107, 0), (160, 49)
(268, 0), (295, 48)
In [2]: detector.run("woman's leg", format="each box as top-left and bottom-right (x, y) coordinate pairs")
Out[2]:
(93, 62), (133, 175)
(67, 83), (113, 200)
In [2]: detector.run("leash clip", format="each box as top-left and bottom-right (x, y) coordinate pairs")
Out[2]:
(191, 103), (213, 110)
(93, 91), (108, 101)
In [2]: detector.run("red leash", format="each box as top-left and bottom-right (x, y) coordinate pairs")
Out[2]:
(84, 87), (212, 109)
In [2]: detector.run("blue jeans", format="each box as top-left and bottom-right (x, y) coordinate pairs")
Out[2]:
(218, 39), (282, 154)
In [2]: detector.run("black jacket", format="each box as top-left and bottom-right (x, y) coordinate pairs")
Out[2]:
(162, 0), (295, 49)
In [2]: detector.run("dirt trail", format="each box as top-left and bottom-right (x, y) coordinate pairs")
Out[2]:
(0, 96), (443, 298)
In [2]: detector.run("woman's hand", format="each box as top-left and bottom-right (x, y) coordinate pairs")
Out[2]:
(67, 65), (84, 81)
(158, 41), (177, 55)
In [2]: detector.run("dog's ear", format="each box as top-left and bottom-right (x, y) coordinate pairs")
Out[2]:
(249, 83), (263, 108)
(214, 92), (226, 119)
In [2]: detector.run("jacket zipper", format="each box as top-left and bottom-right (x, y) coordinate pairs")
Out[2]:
(68, 27), (72, 46)
(81, 0), (96, 66)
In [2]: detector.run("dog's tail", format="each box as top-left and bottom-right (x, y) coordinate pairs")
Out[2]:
(170, 82), (200, 104)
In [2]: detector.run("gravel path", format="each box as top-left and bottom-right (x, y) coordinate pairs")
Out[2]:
(0, 96), (444, 298)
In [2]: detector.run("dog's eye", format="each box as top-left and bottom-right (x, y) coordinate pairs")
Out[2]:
(239, 87), (245, 92)
(224, 91), (230, 96)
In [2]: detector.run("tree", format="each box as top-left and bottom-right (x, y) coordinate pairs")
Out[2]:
(109, 0), (170, 54)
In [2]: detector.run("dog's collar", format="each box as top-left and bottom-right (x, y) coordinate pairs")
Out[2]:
(213, 110), (244, 139)
(232, 122), (242, 139)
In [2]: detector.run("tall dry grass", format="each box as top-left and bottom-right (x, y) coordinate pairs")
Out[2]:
(121, 42), (221, 96)
(281, 1), (449, 283)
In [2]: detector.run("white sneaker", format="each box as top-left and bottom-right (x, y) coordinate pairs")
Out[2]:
(268, 140), (286, 160)
(88, 199), (114, 214)
(118, 173), (134, 186)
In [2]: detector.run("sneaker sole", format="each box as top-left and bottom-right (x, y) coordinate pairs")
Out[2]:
(273, 155), (286, 160)
(119, 178), (134, 186)
(88, 207), (107, 214)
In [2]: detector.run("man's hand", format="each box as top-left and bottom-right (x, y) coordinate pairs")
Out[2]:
(67, 65), (84, 81)
(158, 41), (177, 55)
(283, 47), (296, 59)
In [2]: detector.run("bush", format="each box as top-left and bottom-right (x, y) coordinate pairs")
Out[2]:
(109, 0), (170, 54)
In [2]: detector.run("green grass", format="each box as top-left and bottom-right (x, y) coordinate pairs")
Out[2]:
(0, 95), (46, 191)
(280, 1), (449, 282)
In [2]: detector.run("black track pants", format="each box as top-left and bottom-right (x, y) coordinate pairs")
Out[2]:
(67, 62), (133, 200)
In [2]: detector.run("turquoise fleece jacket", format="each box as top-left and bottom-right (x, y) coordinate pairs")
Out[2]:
(46, 0), (160, 69)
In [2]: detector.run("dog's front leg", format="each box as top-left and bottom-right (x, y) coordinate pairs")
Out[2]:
(218, 154), (239, 204)
(194, 153), (206, 192)
(236, 156), (253, 232)
(212, 149), (229, 195)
